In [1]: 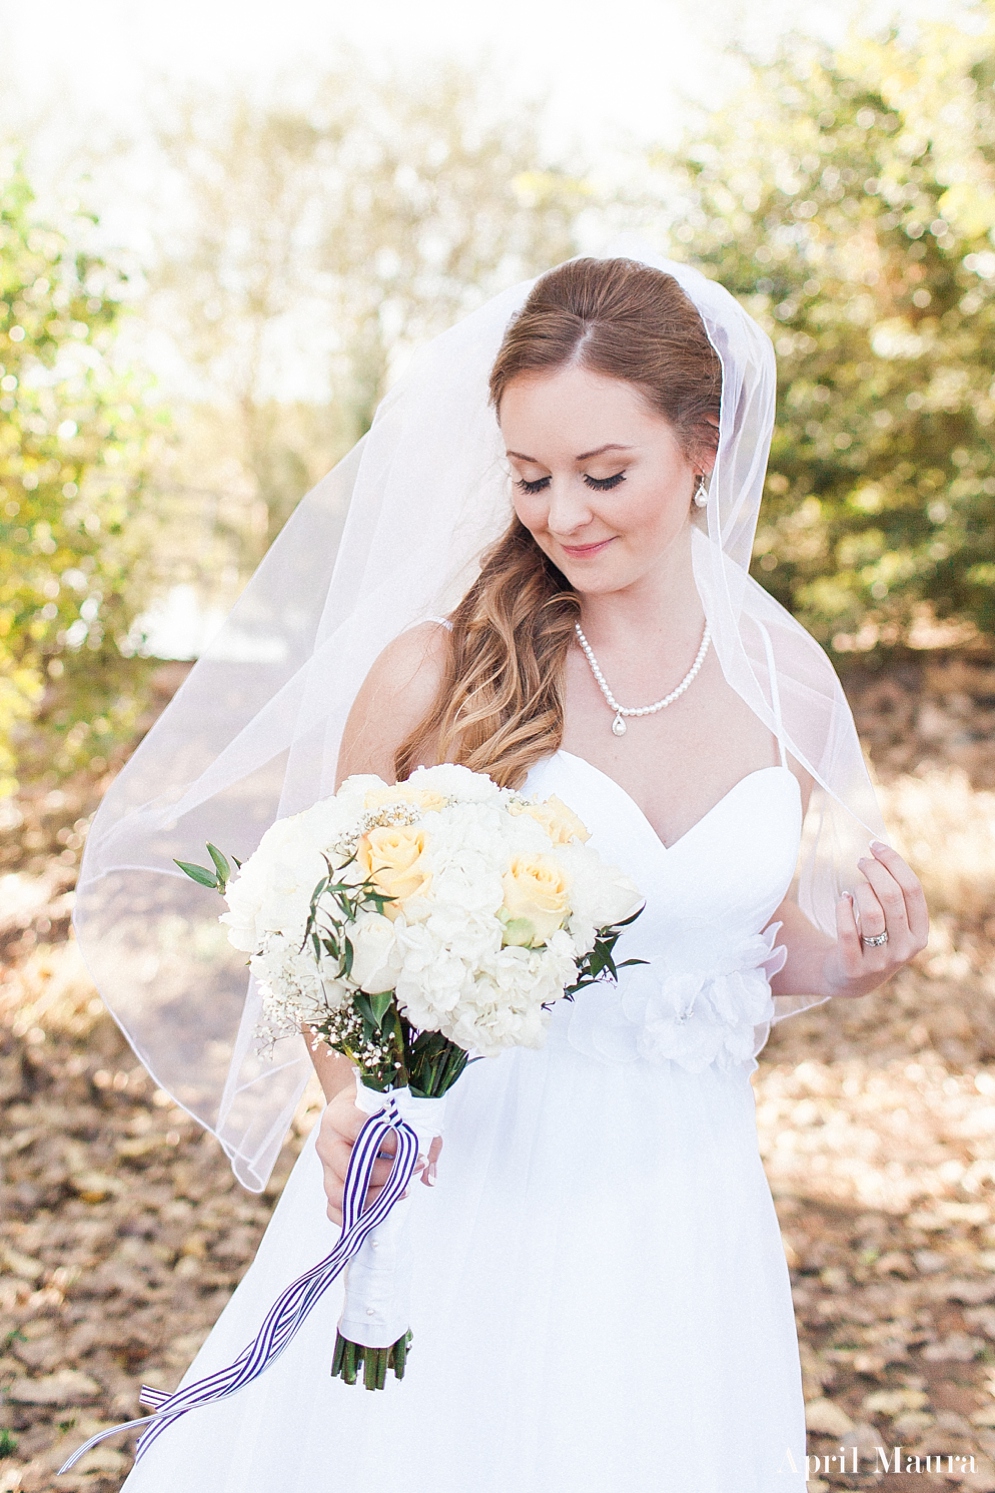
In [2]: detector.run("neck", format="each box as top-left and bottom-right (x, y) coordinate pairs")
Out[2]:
(576, 524), (704, 652)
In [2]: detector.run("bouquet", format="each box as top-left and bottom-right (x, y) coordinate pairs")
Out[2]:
(178, 764), (642, 1388)
(60, 763), (643, 1469)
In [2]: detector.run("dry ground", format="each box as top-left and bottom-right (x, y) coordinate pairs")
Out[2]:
(1, 651), (995, 1492)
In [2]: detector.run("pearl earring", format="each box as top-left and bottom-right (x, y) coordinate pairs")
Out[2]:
(693, 476), (708, 508)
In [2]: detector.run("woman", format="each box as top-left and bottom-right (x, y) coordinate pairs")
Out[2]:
(75, 255), (926, 1492)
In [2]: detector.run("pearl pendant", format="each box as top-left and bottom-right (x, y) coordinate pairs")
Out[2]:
(611, 713), (627, 737)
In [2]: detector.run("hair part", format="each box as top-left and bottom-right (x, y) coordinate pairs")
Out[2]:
(395, 257), (722, 789)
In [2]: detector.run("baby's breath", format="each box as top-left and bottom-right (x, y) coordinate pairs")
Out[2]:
(328, 801), (428, 861)
(307, 1002), (391, 1079)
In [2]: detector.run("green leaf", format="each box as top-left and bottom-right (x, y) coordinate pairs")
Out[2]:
(207, 843), (232, 888)
(353, 993), (375, 1028)
(174, 859), (219, 889)
(368, 990), (394, 1027)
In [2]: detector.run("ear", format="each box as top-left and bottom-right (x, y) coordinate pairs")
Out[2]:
(687, 418), (717, 474)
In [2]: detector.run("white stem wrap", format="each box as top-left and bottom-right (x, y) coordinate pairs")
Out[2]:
(337, 1076), (447, 1349)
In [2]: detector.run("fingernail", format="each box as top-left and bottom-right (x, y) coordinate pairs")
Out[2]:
(870, 840), (887, 853)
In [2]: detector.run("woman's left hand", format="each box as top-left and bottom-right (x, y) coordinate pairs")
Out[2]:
(824, 840), (929, 997)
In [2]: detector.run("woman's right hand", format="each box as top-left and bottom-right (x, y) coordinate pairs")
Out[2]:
(315, 1087), (399, 1228)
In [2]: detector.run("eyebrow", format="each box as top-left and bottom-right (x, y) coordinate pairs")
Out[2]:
(505, 443), (635, 463)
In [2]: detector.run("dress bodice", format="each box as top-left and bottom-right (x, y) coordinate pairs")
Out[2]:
(522, 749), (803, 1073)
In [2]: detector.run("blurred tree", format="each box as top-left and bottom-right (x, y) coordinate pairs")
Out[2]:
(149, 58), (588, 570)
(0, 159), (160, 792)
(664, 18), (995, 654)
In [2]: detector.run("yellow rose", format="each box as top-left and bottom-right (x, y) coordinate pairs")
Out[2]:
(500, 854), (571, 947)
(509, 794), (590, 845)
(363, 785), (447, 813)
(357, 826), (433, 918)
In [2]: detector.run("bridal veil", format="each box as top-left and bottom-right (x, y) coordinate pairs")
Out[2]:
(73, 250), (886, 1189)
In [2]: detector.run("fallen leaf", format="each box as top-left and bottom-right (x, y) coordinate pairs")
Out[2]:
(863, 1388), (929, 1416)
(7, 1368), (100, 1405)
(805, 1398), (855, 1436)
(922, 1333), (986, 1362)
(0, 1244), (44, 1280)
(68, 1170), (122, 1202)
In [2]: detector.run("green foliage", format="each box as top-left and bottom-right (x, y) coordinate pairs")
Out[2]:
(564, 907), (646, 995)
(0, 158), (160, 789)
(151, 61), (588, 571)
(666, 23), (995, 652)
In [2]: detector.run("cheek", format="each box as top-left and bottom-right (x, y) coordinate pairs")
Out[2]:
(618, 476), (689, 540)
(511, 492), (547, 535)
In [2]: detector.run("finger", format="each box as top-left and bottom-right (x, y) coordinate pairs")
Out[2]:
(315, 1109), (359, 1162)
(317, 1136), (354, 1181)
(328, 1149), (395, 1195)
(331, 1111), (366, 1144)
(857, 856), (911, 938)
(870, 841), (929, 946)
(323, 1157), (396, 1220)
(835, 891), (863, 976)
(852, 878), (887, 938)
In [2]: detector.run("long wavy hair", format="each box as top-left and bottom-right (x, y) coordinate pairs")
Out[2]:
(395, 257), (723, 788)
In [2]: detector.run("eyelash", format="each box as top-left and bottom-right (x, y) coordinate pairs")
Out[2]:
(515, 472), (626, 495)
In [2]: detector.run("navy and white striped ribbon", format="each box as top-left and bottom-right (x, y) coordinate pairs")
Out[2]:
(58, 1096), (419, 1475)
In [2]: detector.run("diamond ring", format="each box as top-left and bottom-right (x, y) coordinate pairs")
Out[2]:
(862, 930), (889, 948)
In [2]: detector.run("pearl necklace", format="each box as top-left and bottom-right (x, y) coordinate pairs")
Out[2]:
(574, 621), (712, 736)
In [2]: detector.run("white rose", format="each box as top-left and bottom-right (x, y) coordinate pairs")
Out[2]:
(348, 913), (403, 994)
(556, 842), (642, 952)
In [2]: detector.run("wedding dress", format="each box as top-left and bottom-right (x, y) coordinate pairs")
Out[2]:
(120, 727), (809, 1492)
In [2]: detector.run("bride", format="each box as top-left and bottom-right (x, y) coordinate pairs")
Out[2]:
(74, 254), (926, 1492)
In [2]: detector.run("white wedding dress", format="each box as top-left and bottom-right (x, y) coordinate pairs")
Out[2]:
(121, 743), (809, 1493)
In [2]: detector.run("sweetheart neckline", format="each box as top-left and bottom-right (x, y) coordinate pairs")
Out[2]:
(550, 750), (801, 855)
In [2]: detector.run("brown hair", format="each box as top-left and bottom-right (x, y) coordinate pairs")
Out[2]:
(395, 257), (722, 788)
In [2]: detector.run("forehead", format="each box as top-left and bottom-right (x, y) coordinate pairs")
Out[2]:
(498, 364), (677, 457)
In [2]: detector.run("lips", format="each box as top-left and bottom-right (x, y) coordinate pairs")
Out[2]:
(559, 537), (616, 559)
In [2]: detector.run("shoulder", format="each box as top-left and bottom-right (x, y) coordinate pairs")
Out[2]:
(359, 621), (450, 710)
(336, 622), (450, 785)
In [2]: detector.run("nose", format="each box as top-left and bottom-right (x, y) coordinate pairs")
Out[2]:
(545, 476), (595, 537)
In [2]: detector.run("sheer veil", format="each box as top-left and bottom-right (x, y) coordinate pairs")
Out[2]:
(74, 248), (886, 1190)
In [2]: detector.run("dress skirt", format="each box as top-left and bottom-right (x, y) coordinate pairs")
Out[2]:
(121, 1034), (807, 1493)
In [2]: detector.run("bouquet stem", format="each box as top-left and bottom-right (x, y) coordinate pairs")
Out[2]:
(331, 1329), (411, 1389)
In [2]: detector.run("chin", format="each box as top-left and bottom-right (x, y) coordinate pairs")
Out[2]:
(560, 564), (634, 596)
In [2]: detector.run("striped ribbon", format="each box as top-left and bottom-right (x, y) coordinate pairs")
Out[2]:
(58, 1096), (420, 1475)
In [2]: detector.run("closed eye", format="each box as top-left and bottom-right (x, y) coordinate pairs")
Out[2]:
(515, 475), (551, 495)
(583, 472), (626, 491)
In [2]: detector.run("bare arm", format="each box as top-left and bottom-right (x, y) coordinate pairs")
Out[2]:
(334, 621), (449, 787)
(311, 622), (449, 1220)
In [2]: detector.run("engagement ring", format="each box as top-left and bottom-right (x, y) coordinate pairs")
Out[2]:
(862, 930), (889, 948)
